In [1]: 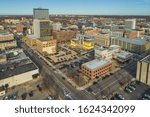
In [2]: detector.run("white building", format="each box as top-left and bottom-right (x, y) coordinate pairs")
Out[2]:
(52, 22), (62, 31)
(111, 31), (124, 37)
(113, 51), (133, 62)
(125, 19), (136, 29)
(95, 45), (121, 60)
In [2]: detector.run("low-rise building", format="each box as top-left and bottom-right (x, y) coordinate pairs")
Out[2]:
(95, 45), (121, 60)
(0, 60), (39, 88)
(48, 47), (78, 64)
(111, 37), (150, 54)
(36, 36), (57, 54)
(94, 33), (110, 47)
(136, 55), (150, 86)
(52, 30), (78, 43)
(82, 59), (112, 79)
(70, 34), (94, 50)
(113, 51), (133, 62)
(0, 31), (17, 50)
(23, 35), (37, 47)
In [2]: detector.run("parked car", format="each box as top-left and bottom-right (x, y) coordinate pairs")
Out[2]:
(143, 94), (150, 100)
(124, 87), (132, 93)
(114, 93), (125, 100)
(128, 85), (136, 91)
(47, 96), (53, 100)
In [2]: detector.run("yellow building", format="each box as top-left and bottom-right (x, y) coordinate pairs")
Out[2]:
(0, 25), (4, 30)
(0, 34), (14, 42)
(36, 36), (57, 54)
(23, 35), (37, 47)
(70, 34), (94, 50)
(136, 55), (150, 86)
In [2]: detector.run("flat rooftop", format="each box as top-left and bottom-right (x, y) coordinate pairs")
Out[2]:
(115, 51), (132, 59)
(112, 37), (148, 45)
(38, 36), (54, 41)
(141, 55), (150, 64)
(82, 59), (110, 71)
(0, 61), (38, 80)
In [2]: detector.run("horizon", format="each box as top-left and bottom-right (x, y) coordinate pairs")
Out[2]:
(0, 0), (150, 15)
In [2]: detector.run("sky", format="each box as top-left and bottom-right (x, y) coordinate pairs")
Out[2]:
(0, 0), (150, 15)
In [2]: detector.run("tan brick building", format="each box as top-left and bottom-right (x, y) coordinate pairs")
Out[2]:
(136, 55), (150, 86)
(36, 36), (57, 54)
(52, 30), (78, 43)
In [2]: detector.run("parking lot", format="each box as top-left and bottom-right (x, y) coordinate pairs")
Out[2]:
(118, 82), (150, 100)
(0, 77), (51, 100)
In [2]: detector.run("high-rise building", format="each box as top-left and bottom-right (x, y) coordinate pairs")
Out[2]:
(125, 19), (136, 29)
(33, 19), (51, 38)
(33, 8), (49, 19)
(136, 55), (150, 86)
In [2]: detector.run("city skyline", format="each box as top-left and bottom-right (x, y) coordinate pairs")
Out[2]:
(0, 0), (150, 15)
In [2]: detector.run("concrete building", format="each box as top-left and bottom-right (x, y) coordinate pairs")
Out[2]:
(52, 22), (62, 31)
(136, 55), (150, 86)
(94, 33), (110, 47)
(82, 59), (112, 79)
(95, 45), (121, 60)
(125, 19), (136, 29)
(113, 51), (133, 62)
(52, 30), (78, 43)
(36, 36), (57, 54)
(0, 48), (39, 88)
(0, 32), (17, 50)
(23, 35), (37, 47)
(33, 8), (49, 19)
(0, 60), (39, 88)
(111, 31), (124, 38)
(111, 37), (150, 54)
(33, 19), (51, 38)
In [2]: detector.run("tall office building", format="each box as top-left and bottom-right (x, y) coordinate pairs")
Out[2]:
(33, 8), (49, 19)
(33, 19), (51, 38)
(125, 19), (136, 29)
(136, 55), (150, 86)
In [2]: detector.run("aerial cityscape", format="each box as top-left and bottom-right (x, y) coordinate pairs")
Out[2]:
(0, 0), (150, 100)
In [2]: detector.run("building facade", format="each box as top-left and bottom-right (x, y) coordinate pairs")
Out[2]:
(52, 30), (78, 43)
(125, 19), (136, 29)
(0, 33), (17, 49)
(33, 19), (51, 38)
(111, 37), (150, 54)
(94, 33), (110, 47)
(36, 36), (57, 54)
(82, 59), (112, 79)
(136, 55), (150, 86)
(33, 8), (49, 19)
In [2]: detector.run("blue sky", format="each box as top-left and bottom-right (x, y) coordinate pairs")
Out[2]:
(0, 0), (150, 15)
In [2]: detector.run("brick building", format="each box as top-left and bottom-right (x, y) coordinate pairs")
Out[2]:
(82, 59), (112, 79)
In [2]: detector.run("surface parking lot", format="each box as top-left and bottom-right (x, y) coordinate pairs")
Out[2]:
(119, 82), (150, 100)
(0, 77), (51, 100)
